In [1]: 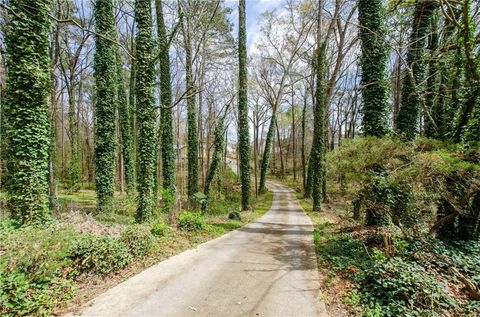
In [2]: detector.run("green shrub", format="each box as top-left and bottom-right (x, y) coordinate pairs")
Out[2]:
(0, 225), (78, 316)
(151, 222), (170, 237)
(160, 188), (176, 214)
(120, 224), (155, 256)
(0, 269), (74, 316)
(178, 211), (205, 231)
(359, 254), (455, 316)
(67, 234), (131, 276)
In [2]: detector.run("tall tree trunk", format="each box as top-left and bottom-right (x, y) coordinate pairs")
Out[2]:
(392, 54), (402, 129)
(94, 0), (117, 211)
(253, 110), (258, 196)
(301, 90), (307, 191)
(397, 0), (438, 140)
(424, 15), (440, 138)
(181, 14), (199, 200)
(358, 0), (390, 137)
(4, 0), (53, 224)
(238, 0), (251, 211)
(457, 1), (480, 146)
(116, 49), (135, 194)
(202, 108), (228, 213)
(275, 119), (285, 179)
(67, 76), (80, 191)
(135, 0), (156, 221)
(49, 18), (60, 210)
(129, 37), (137, 170)
(291, 92), (297, 182)
(156, 0), (176, 196)
(258, 113), (276, 194)
(310, 0), (327, 212)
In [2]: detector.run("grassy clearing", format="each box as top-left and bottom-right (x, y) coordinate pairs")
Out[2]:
(0, 187), (273, 316)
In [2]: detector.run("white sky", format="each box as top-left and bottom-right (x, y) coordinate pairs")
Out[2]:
(225, 0), (285, 53)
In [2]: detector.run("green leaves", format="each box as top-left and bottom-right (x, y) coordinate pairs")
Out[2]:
(4, 0), (53, 224)
(94, 0), (117, 211)
(238, 0), (251, 211)
(157, 0), (176, 195)
(135, 0), (157, 222)
(178, 211), (206, 232)
(358, 0), (390, 137)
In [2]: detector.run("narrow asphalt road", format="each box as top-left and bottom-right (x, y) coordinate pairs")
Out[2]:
(74, 181), (327, 317)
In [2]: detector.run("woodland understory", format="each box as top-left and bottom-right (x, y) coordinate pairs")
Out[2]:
(0, 0), (479, 316)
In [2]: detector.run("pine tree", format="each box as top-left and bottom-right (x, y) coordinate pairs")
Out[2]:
(4, 0), (53, 224)
(156, 0), (176, 196)
(397, 0), (438, 140)
(94, 0), (117, 211)
(135, 0), (157, 222)
(238, 0), (251, 211)
(358, 0), (389, 137)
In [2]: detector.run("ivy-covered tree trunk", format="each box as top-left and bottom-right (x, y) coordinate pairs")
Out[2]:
(459, 2), (480, 147)
(450, 1), (478, 144)
(129, 39), (137, 156)
(202, 109), (228, 213)
(358, 0), (391, 225)
(135, 0), (157, 222)
(238, 0), (251, 211)
(258, 113), (276, 194)
(156, 0), (176, 196)
(94, 0), (117, 211)
(182, 16), (199, 200)
(358, 0), (389, 137)
(115, 50), (135, 194)
(311, 41), (327, 212)
(301, 92), (307, 191)
(304, 155), (313, 199)
(66, 75), (81, 191)
(424, 15), (440, 138)
(462, 99), (480, 146)
(397, 0), (437, 140)
(4, 0), (52, 224)
(364, 168), (392, 226)
(49, 26), (60, 210)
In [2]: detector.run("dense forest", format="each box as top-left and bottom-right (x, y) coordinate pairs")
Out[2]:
(0, 0), (479, 316)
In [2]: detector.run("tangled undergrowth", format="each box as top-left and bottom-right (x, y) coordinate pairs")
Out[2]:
(301, 136), (480, 317)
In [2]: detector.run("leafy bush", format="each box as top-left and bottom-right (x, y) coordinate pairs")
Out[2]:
(315, 230), (370, 273)
(160, 188), (176, 214)
(0, 225), (78, 316)
(328, 137), (480, 236)
(151, 222), (170, 237)
(178, 211), (206, 231)
(315, 227), (476, 316)
(327, 137), (412, 183)
(359, 254), (455, 316)
(120, 224), (155, 256)
(67, 234), (131, 276)
(0, 269), (74, 317)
